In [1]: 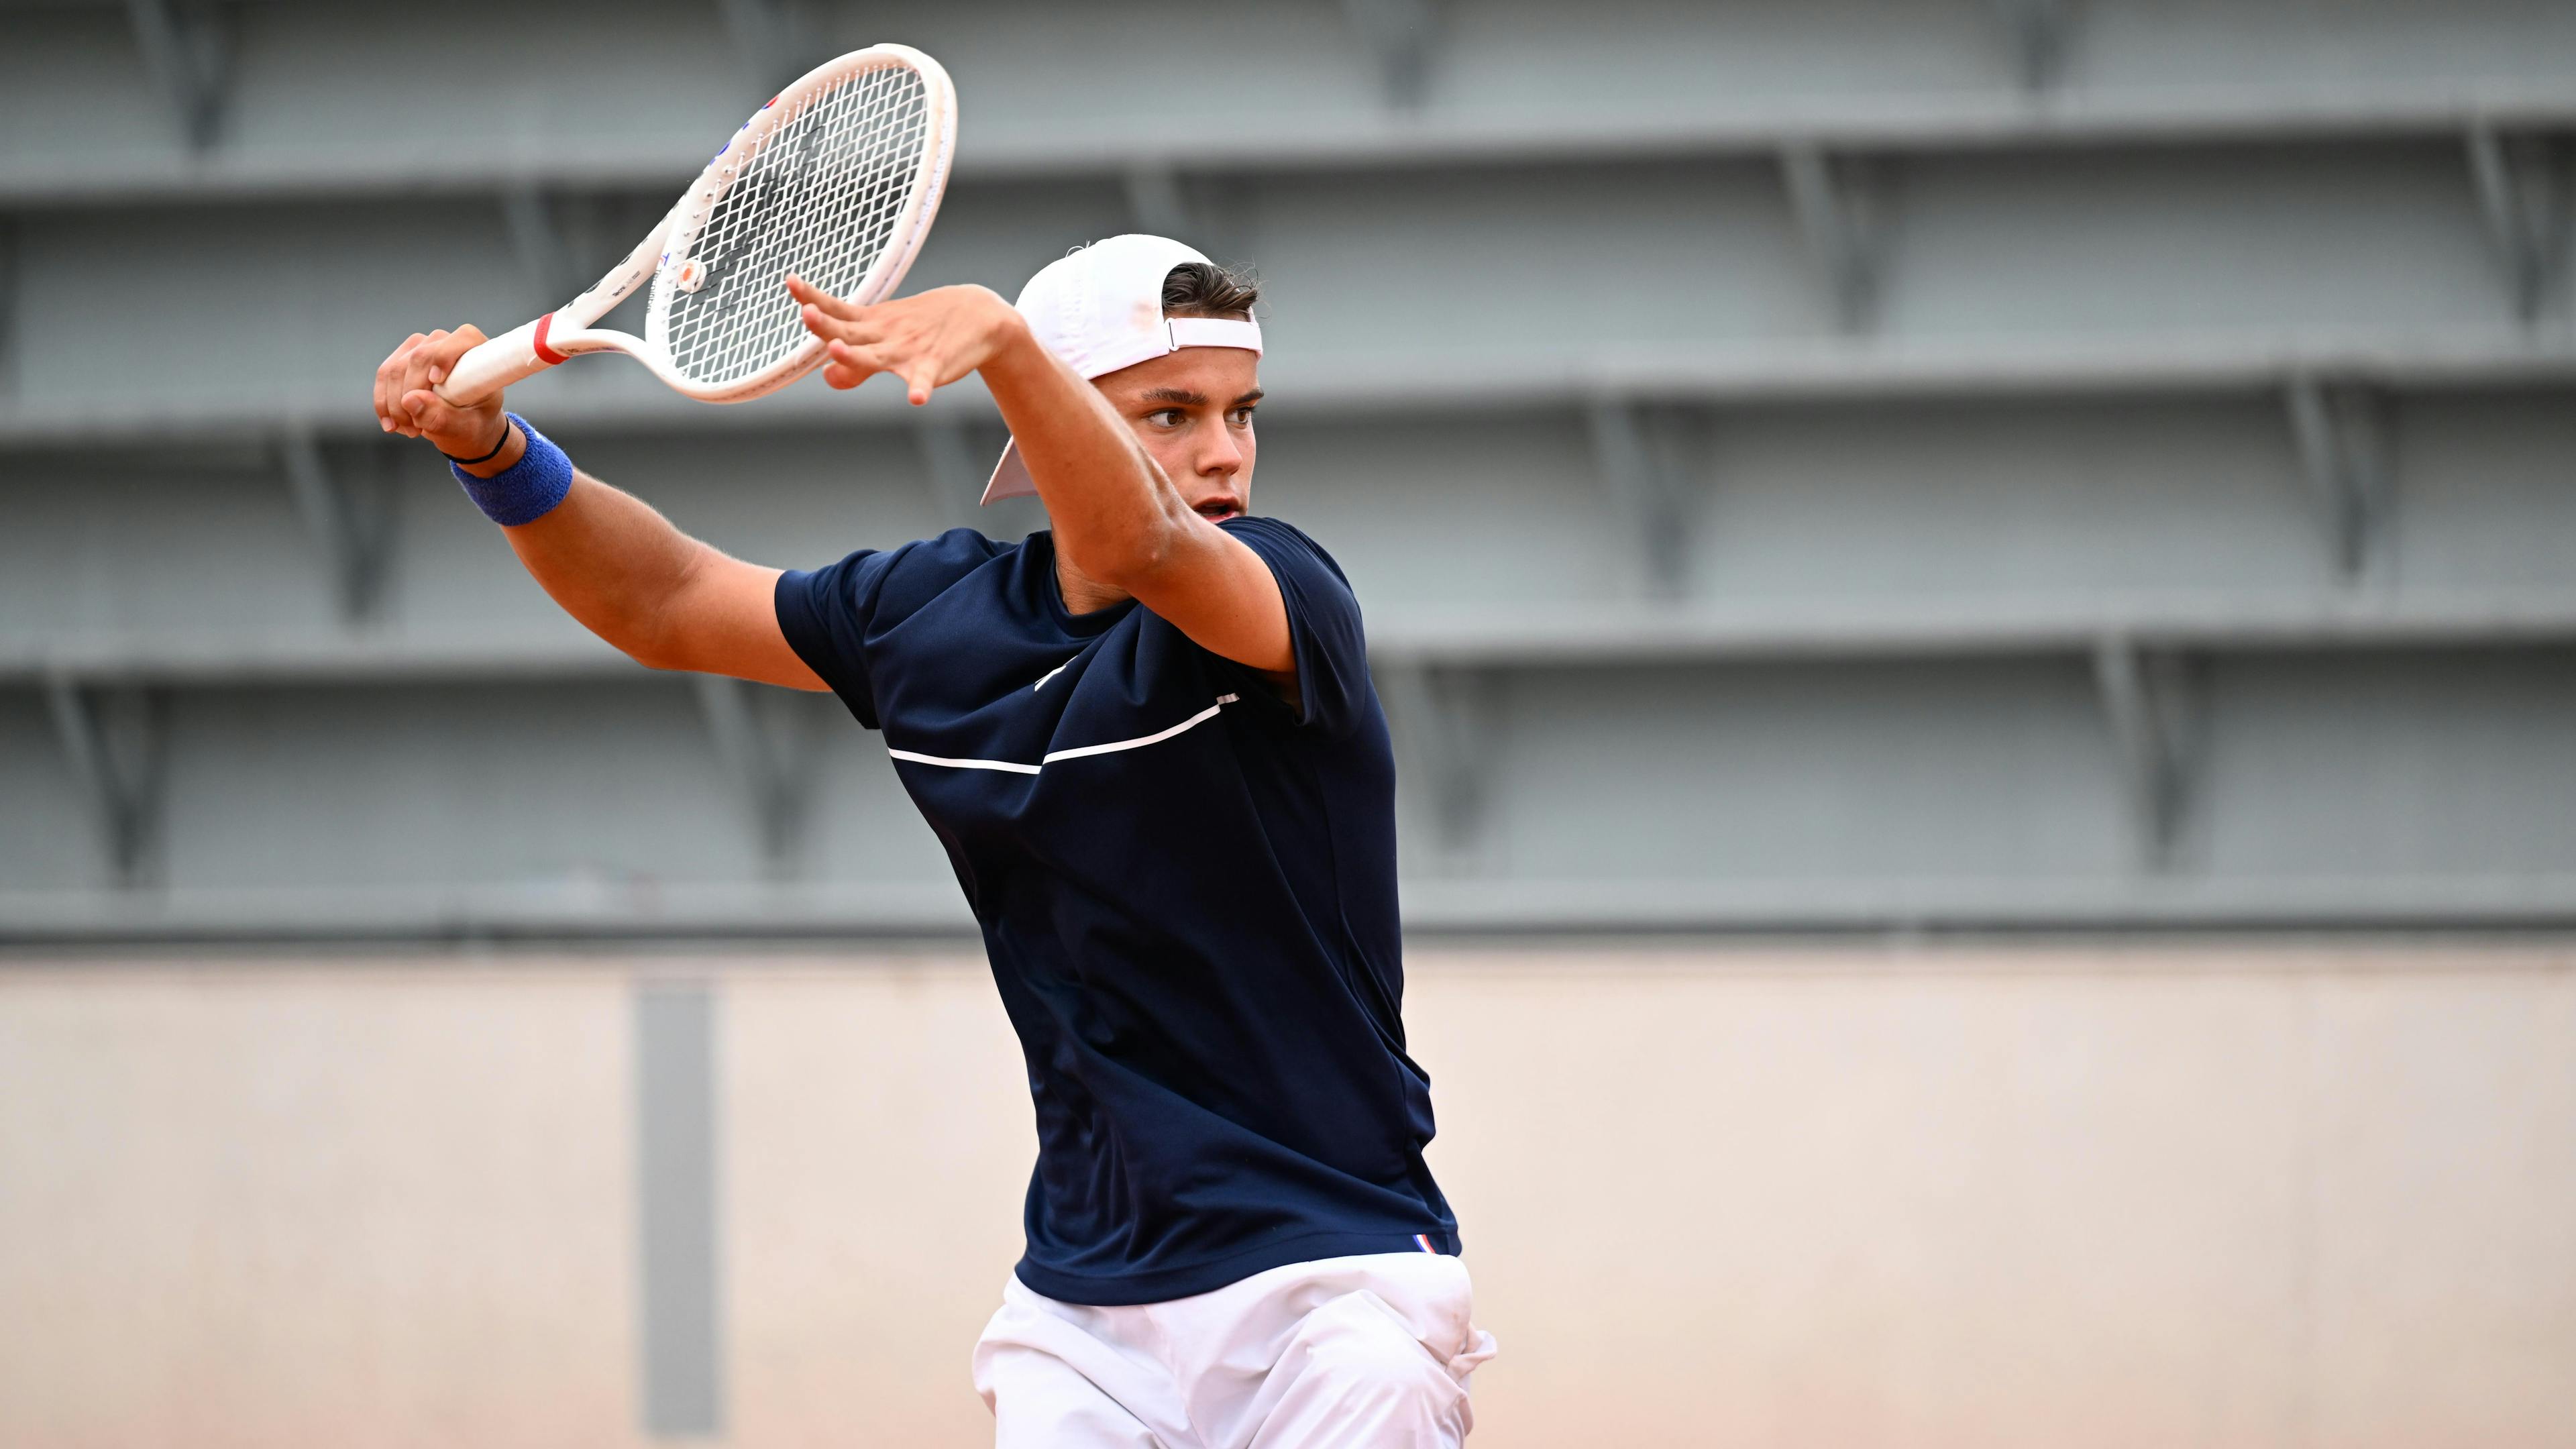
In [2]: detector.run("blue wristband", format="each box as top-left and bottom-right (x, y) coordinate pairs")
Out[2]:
(451, 413), (573, 527)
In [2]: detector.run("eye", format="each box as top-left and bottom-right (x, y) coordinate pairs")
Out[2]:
(1229, 407), (1257, 427)
(1146, 409), (1186, 429)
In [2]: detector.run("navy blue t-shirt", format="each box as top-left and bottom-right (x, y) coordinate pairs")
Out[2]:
(773, 517), (1458, 1305)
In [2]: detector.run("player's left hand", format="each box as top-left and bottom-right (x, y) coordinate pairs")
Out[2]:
(787, 276), (1021, 405)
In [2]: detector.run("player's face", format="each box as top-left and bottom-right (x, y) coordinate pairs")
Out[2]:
(1097, 345), (1263, 523)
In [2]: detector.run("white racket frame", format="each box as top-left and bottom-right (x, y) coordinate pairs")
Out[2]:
(437, 44), (955, 407)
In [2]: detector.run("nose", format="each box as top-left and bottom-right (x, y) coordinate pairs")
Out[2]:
(1195, 426), (1243, 479)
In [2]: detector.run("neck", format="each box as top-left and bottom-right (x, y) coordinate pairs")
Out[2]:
(1055, 550), (1132, 616)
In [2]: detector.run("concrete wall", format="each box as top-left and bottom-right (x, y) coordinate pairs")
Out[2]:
(3, 944), (2571, 1447)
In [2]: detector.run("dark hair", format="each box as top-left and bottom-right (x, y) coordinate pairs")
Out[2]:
(1161, 260), (1260, 320)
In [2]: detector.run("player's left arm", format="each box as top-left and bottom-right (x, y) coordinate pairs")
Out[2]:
(787, 275), (1292, 674)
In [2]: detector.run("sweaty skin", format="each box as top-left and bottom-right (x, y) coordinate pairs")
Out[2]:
(368, 277), (1291, 697)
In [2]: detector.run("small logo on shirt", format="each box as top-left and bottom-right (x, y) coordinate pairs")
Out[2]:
(1414, 1234), (1439, 1254)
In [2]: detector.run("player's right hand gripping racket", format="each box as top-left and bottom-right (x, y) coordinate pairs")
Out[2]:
(436, 44), (955, 407)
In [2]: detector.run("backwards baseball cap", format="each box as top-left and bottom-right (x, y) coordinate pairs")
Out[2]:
(980, 233), (1264, 505)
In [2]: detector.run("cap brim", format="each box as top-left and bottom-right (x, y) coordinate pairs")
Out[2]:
(981, 437), (1036, 505)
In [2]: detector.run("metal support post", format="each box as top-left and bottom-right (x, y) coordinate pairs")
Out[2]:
(42, 675), (168, 883)
(1122, 165), (1252, 258)
(692, 675), (816, 871)
(125, 0), (229, 150)
(0, 217), (18, 396)
(911, 416), (999, 532)
(2284, 375), (2394, 584)
(1585, 398), (1699, 599)
(714, 0), (807, 93)
(2465, 125), (2570, 324)
(282, 429), (398, 621)
(1776, 144), (1882, 333)
(502, 186), (583, 311)
(2090, 635), (2196, 869)
(1988, 0), (2076, 93)
(1340, 0), (1438, 109)
(1123, 162), (1196, 243)
(1376, 659), (1497, 863)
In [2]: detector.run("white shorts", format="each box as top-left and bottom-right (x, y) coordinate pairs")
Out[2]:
(972, 1252), (1499, 1448)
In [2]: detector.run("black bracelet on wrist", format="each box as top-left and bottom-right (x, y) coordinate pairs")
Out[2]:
(437, 419), (516, 467)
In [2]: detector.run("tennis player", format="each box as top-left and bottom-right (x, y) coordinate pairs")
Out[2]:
(372, 234), (1493, 1446)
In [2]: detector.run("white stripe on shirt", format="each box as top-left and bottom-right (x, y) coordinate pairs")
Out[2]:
(886, 694), (1240, 775)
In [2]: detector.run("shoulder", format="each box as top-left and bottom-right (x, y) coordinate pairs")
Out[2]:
(1218, 515), (1355, 591)
(881, 526), (1016, 582)
(774, 529), (1023, 729)
(788, 527), (1017, 625)
(874, 527), (1018, 615)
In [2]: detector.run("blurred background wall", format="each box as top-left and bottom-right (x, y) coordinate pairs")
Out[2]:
(1, 0), (2573, 1444)
(5, 947), (2573, 1448)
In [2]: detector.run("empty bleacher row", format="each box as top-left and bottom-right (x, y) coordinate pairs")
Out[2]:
(4, 0), (2573, 937)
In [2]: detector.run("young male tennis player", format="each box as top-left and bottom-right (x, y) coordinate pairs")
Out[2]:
(373, 234), (1493, 1445)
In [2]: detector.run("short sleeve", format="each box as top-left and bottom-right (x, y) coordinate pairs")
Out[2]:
(775, 547), (899, 729)
(1219, 516), (1372, 737)
(775, 529), (1012, 731)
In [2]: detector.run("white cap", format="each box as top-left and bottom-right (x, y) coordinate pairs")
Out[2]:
(981, 234), (1264, 505)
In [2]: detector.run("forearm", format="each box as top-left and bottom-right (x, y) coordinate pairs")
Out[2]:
(979, 327), (1191, 582)
(792, 281), (1194, 582)
(501, 471), (727, 668)
(378, 333), (810, 685)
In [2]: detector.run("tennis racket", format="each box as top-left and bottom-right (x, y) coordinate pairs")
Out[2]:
(436, 44), (955, 407)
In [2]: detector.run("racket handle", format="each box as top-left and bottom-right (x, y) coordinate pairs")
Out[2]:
(435, 317), (559, 406)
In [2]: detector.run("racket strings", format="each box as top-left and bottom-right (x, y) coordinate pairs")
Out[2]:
(662, 64), (932, 387)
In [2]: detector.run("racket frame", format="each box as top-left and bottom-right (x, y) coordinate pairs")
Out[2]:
(437, 43), (955, 407)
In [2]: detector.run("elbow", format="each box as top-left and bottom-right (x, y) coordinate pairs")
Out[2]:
(622, 636), (690, 674)
(614, 545), (718, 672)
(599, 616), (686, 672)
(619, 595), (715, 674)
(593, 594), (700, 674)
(1084, 508), (1194, 595)
(1071, 448), (1201, 592)
(1089, 544), (1170, 596)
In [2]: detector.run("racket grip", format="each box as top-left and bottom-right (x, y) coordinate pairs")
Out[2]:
(435, 317), (559, 406)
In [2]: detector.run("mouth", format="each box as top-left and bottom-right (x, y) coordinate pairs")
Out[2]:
(1194, 498), (1244, 523)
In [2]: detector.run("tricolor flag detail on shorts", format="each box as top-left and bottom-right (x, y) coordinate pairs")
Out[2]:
(1415, 1234), (1438, 1254)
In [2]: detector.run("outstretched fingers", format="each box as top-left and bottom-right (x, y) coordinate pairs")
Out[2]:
(785, 272), (861, 321)
(902, 359), (941, 407)
(796, 283), (998, 402)
(798, 297), (889, 350)
(820, 337), (886, 390)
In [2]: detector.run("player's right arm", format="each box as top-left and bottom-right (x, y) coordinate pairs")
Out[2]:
(373, 326), (825, 692)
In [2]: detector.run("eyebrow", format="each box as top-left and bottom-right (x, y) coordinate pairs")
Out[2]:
(1137, 386), (1267, 408)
